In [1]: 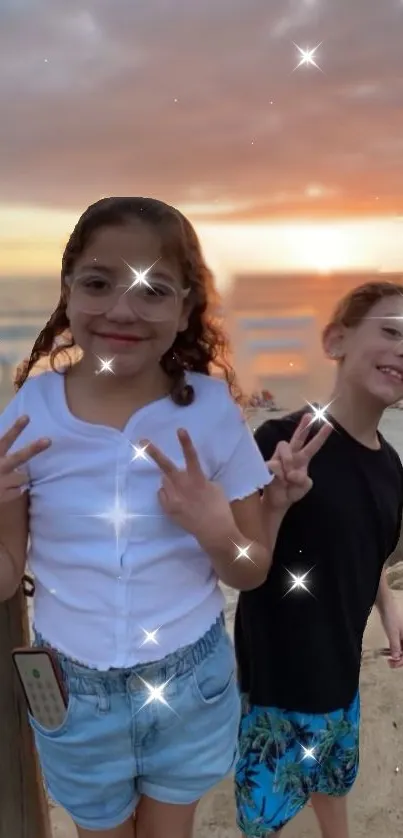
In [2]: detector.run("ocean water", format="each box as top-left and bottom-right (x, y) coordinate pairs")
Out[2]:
(0, 276), (402, 460)
(0, 278), (58, 367)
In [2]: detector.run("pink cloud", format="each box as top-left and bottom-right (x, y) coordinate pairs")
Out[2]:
(0, 0), (402, 219)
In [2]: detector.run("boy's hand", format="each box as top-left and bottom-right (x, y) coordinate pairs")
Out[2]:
(380, 605), (403, 669)
(265, 412), (332, 510)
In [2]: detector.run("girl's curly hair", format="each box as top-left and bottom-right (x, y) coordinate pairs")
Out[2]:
(14, 197), (242, 404)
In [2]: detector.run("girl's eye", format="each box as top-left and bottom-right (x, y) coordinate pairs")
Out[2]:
(142, 282), (175, 299)
(145, 285), (167, 297)
(79, 277), (110, 292)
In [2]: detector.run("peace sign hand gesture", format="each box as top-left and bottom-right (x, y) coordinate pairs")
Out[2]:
(0, 416), (51, 504)
(140, 429), (233, 539)
(265, 413), (332, 510)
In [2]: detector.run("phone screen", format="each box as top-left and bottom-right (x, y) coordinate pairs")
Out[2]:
(12, 649), (68, 730)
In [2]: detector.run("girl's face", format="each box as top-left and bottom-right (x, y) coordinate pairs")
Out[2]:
(65, 223), (191, 377)
(326, 294), (403, 406)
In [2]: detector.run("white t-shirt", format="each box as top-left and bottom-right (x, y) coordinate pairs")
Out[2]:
(0, 370), (272, 668)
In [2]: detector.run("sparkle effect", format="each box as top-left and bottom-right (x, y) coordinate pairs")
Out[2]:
(294, 43), (322, 71)
(81, 471), (162, 566)
(284, 567), (315, 597)
(305, 401), (334, 427)
(91, 481), (139, 542)
(232, 541), (257, 566)
(370, 315), (403, 321)
(140, 628), (160, 646)
(300, 744), (318, 762)
(96, 356), (115, 375)
(131, 443), (149, 462)
(135, 675), (177, 715)
(367, 304), (403, 353)
(121, 258), (161, 292)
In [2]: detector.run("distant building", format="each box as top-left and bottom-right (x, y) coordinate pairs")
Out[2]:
(224, 270), (403, 408)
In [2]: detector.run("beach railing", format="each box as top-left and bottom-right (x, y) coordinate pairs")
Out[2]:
(0, 590), (51, 838)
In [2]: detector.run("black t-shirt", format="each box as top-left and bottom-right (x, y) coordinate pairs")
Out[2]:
(235, 407), (403, 713)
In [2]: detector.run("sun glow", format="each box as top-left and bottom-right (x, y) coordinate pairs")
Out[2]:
(289, 226), (355, 273)
(0, 205), (402, 287)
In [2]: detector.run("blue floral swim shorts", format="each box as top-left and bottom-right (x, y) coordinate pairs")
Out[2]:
(235, 692), (360, 835)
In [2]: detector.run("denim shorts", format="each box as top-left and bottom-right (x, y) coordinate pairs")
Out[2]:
(30, 615), (240, 832)
(235, 692), (360, 835)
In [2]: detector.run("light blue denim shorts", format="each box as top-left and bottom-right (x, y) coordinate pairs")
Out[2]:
(30, 614), (240, 832)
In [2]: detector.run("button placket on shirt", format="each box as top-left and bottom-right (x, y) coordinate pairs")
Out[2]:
(114, 438), (134, 661)
(115, 438), (133, 574)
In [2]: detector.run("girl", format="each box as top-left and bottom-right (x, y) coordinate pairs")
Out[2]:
(235, 281), (403, 838)
(0, 197), (327, 838)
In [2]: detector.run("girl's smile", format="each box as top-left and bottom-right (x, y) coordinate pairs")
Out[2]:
(91, 331), (150, 349)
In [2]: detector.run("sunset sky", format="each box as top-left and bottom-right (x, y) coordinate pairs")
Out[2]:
(1, 0), (403, 286)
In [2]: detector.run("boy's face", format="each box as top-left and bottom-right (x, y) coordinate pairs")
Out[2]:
(328, 294), (403, 406)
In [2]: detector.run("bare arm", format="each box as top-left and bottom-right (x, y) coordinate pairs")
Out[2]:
(0, 414), (51, 601)
(375, 567), (395, 618)
(144, 417), (330, 593)
(195, 491), (286, 591)
(0, 493), (29, 601)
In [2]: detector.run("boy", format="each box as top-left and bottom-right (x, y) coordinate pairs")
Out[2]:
(235, 282), (403, 837)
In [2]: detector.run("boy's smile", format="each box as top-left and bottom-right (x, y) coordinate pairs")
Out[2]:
(328, 295), (403, 407)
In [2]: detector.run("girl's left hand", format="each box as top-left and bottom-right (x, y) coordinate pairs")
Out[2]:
(140, 429), (233, 538)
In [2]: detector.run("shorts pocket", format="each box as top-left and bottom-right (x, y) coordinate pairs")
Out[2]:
(191, 633), (237, 706)
(28, 693), (77, 739)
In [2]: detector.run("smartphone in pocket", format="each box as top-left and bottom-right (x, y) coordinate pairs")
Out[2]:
(12, 647), (68, 730)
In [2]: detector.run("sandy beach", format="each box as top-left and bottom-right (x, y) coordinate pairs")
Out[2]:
(31, 407), (403, 836)
(50, 582), (403, 838)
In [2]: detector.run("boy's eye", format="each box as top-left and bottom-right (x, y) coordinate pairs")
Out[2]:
(382, 326), (402, 338)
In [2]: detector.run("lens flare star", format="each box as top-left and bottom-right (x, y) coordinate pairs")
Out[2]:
(300, 744), (318, 762)
(305, 401), (334, 427)
(293, 43), (322, 72)
(79, 446), (164, 570)
(81, 473), (162, 564)
(139, 677), (171, 708)
(121, 258), (161, 292)
(135, 675), (177, 715)
(284, 567), (315, 597)
(140, 628), (160, 646)
(96, 356), (115, 374)
(91, 484), (139, 541)
(232, 541), (257, 566)
(131, 443), (149, 462)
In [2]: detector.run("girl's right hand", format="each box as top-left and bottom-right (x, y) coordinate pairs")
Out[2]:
(0, 416), (51, 504)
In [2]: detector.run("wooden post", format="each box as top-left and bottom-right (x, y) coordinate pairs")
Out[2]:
(0, 588), (51, 838)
